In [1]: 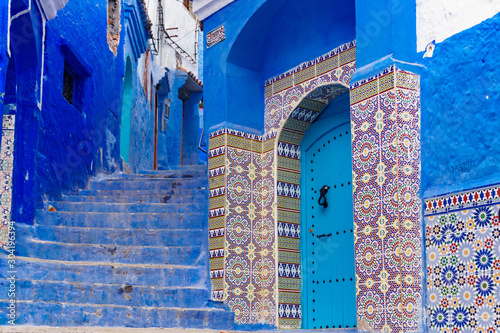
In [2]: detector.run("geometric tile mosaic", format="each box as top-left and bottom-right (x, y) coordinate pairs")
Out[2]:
(209, 40), (424, 331)
(0, 114), (16, 252)
(351, 66), (422, 333)
(424, 185), (500, 333)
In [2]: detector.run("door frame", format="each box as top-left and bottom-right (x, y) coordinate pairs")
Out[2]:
(299, 93), (352, 327)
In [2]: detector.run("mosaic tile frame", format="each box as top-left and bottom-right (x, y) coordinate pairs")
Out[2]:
(424, 185), (500, 333)
(0, 115), (16, 251)
(209, 40), (424, 331)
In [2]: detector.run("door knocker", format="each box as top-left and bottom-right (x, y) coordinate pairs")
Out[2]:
(318, 185), (330, 208)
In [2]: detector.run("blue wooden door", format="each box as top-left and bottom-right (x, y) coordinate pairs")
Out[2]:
(301, 96), (356, 329)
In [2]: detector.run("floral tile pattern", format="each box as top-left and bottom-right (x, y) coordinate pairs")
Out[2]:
(0, 115), (15, 252)
(350, 67), (422, 332)
(424, 186), (500, 333)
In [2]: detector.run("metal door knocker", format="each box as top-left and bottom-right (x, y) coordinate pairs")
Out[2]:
(318, 185), (330, 208)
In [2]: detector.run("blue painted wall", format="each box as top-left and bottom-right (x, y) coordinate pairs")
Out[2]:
(421, 12), (500, 198)
(127, 62), (155, 173)
(203, 0), (355, 136)
(32, 0), (124, 220)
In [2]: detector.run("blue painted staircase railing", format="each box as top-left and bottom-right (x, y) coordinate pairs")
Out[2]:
(0, 165), (235, 330)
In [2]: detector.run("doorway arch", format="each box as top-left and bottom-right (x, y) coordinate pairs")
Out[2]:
(120, 57), (133, 164)
(299, 92), (356, 329)
(273, 66), (356, 328)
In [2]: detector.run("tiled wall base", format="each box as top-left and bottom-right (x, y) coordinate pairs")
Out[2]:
(350, 66), (422, 332)
(425, 185), (500, 333)
(0, 115), (16, 251)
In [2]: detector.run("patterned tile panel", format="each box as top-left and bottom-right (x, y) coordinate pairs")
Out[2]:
(209, 129), (227, 300)
(0, 115), (15, 252)
(424, 185), (500, 333)
(351, 67), (422, 332)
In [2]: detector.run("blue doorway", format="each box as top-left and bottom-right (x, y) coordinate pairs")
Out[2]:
(120, 57), (133, 164)
(301, 93), (356, 329)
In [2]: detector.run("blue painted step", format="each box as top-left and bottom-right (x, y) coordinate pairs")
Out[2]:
(36, 211), (203, 229)
(0, 279), (210, 308)
(0, 301), (234, 329)
(16, 239), (202, 265)
(78, 188), (206, 197)
(17, 224), (203, 246)
(164, 165), (207, 171)
(46, 202), (205, 214)
(63, 194), (205, 204)
(125, 170), (206, 178)
(8, 169), (236, 330)
(0, 257), (204, 287)
(90, 178), (207, 191)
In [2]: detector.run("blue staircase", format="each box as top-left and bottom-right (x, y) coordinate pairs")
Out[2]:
(0, 165), (234, 329)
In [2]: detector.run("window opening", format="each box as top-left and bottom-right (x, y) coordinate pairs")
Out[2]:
(63, 66), (75, 105)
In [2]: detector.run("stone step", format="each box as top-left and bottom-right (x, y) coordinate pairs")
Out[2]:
(78, 188), (207, 197)
(63, 194), (206, 204)
(126, 171), (207, 178)
(0, 279), (210, 308)
(36, 211), (203, 229)
(0, 257), (205, 287)
(90, 178), (207, 191)
(0, 300), (234, 329)
(46, 202), (206, 214)
(17, 224), (203, 247)
(167, 165), (207, 171)
(16, 238), (202, 265)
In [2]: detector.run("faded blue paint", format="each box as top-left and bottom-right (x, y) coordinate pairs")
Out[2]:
(421, 12), (500, 198)
(203, 0), (355, 137)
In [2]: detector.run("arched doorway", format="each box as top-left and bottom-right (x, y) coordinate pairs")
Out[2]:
(300, 92), (356, 329)
(273, 67), (356, 328)
(120, 57), (133, 164)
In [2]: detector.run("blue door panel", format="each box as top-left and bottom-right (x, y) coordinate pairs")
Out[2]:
(302, 108), (356, 329)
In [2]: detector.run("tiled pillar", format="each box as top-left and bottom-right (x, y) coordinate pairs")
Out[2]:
(0, 115), (16, 251)
(350, 66), (422, 332)
(208, 128), (277, 326)
(208, 128), (227, 300)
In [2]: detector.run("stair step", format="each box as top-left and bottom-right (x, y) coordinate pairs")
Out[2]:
(132, 171), (207, 178)
(166, 165), (207, 171)
(90, 178), (207, 191)
(36, 211), (203, 229)
(17, 238), (202, 265)
(47, 202), (206, 214)
(0, 279), (210, 308)
(0, 300), (234, 329)
(78, 188), (207, 197)
(18, 224), (203, 246)
(63, 194), (206, 204)
(0, 257), (205, 287)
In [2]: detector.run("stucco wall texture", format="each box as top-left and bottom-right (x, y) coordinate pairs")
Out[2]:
(421, 12), (500, 198)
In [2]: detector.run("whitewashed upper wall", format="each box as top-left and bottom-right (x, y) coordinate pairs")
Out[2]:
(146, 0), (199, 73)
(193, 0), (234, 20)
(417, 0), (500, 51)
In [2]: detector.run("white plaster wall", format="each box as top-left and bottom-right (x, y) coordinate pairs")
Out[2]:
(193, 0), (235, 20)
(417, 0), (500, 51)
(146, 0), (199, 74)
